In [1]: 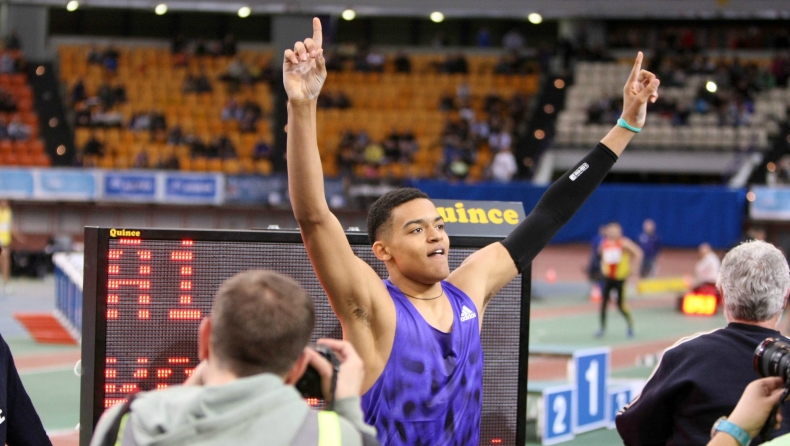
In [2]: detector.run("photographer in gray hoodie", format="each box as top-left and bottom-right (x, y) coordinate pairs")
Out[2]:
(90, 269), (378, 446)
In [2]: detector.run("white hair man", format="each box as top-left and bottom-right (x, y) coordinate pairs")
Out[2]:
(617, 240), (790, 445)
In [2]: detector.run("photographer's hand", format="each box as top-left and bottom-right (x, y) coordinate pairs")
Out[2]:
(317, 338), (365, 401)
(709, 377), (785, 445)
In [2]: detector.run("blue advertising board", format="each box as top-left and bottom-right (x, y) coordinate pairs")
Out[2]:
(103, 171), (157, 201)
(37, 170), (96, 200)
(0, 168), (34, 198)
(750, 186), (790, 220)
(542, 385), (575, 445)
(225, 174), (287, 205)
(608, 386), (632, 429)
(164, 173), (223, 204)
(572, 347), (610, 433)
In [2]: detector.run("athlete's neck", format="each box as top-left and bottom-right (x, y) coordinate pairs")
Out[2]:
(388, 274), (444, 302)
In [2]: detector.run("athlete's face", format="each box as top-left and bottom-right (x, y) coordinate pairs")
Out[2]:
(379, 198), (451, 284)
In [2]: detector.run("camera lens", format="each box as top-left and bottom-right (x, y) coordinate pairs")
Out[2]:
(754, 338), (790, 382)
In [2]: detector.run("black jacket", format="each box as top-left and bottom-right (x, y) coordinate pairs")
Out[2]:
(616, 323), (790, 445)
(0, 333), (52, 445)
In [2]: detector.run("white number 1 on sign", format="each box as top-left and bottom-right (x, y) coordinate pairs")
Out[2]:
(584, 360), (599, 416)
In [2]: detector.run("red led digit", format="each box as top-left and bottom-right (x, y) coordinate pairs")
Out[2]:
(105, 384), (116, 393)
(108, 250), (123, 259)
(171, 251), (193, 261)
(168, 358), (190, 364)
(138, 295), (150, 304)
(120, 384), (138, 393)
(107, 309), (118, 319)
(108, 279), (150, 289)
(156, 384), (169, 390)
(180, 266), (193, 275)
(108, 265), (120, 274)
(179, 295), (191, 305)
(138, 251), (152, 260)
(106, 357), (117, 364)
(133, 369), (148, 378)
(156, 369), (173, 378)
(119, 238), (141, 245)
(137, 358), (149, 363)
(139, 265), (151, 275)
(184, 368), (195, 377)
(491, 440), (502, 444)
(105, 369), (117, 378)
(180, 281), (192, 290)
(138, 309), (150, 319)
(105, 398), (127, 408)
(169, 309), (201, 319)
(306, 398), (321, 407)
(107, 294), (119, 304)
(182, 240), (193, 246)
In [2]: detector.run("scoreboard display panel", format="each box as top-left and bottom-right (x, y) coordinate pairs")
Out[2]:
(81, 227), (529, 445)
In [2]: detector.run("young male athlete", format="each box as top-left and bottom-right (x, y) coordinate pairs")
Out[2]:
(283, 18), (660, 445)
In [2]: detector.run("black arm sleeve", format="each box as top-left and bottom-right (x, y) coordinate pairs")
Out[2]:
(501, 142), (618, 273)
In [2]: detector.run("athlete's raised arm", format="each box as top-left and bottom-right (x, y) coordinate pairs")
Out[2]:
(450, 52), (661, 312)
(284, 19), (386, 331)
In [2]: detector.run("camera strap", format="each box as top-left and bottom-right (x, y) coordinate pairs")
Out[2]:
(760, 383), (790, 441)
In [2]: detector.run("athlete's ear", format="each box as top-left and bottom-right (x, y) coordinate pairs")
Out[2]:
(372, 240), (392, 261)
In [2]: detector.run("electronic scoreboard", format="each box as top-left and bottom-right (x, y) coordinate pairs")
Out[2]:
(80, 227), (529, 445)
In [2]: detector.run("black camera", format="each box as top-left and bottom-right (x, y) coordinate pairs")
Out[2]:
(295, 345), (339, 400)
(754, 338), (790, 381)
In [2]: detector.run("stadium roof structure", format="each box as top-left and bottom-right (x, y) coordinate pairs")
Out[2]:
(14, 0), (790, 19)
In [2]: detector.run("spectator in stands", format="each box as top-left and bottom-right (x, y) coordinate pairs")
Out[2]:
(184, 72), (212, 94)
(365, 49), (385, 72)
(222, 57), (250, 91)
(0, 88), (17, 113)
(616, 240), (790, 445)
(440, 54), (469, 74)
(97, 82), (116, 109)
(133, 150), (149, 169)
(90, 269), (377, 446)
(87, 45), (103, 64)
(156, 153), (180, 170)
(70, 79), (87, 105)
(777, 155), (790, 184)
(222, 33), (237, 57)
(637, 219), (661, 278)
(490, 146), (518, 182)
(103, 46), (119, 74)
(252, 139), (273, 161)
(393, 52), (411, 73)
(476, 28), (492, 48)
(5, 30), (21, 51)
(502, 28), (526, 52)
(75, 102), (92, 127)
(82, 133), (103, 157)
(0, 52), (15, 74)
(167, 126), (184, 145)
(7, 116), (30, 141)
(221, 98), (242, 121)
(488, 118), (512, 153)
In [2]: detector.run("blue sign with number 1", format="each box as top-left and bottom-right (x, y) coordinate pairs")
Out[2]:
(543, 385), (575, 445)
(573, 347), (610, 433)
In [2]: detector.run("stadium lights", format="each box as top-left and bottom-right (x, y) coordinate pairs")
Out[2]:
(238, 6), (251, 18)
(155, 3), (168, 15)
(66, 1), (79, 12)
(706, 81), (717, 93)
(528, 13), (543, 24)
(430, 11), (445, 23)
(342, 9), (356, 21)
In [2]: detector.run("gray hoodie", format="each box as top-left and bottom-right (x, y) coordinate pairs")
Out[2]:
(90, 373), (377, 446)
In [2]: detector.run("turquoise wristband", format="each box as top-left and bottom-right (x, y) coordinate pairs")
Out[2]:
(617, 118), (641, 133)
(711, 417), (751, 446)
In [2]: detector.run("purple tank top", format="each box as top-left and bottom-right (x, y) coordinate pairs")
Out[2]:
(361, 279), (484, 445)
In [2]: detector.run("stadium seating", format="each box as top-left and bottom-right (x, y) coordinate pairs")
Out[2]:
(554, 59), (779, 151)
(59, 45), (538, 179)
(0, 53), (49, 168)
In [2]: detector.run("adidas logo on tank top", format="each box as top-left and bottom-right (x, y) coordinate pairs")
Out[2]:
(460, 305), (477, 322)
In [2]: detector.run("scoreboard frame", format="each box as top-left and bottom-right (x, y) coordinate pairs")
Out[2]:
(80, 226), (530, 446)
